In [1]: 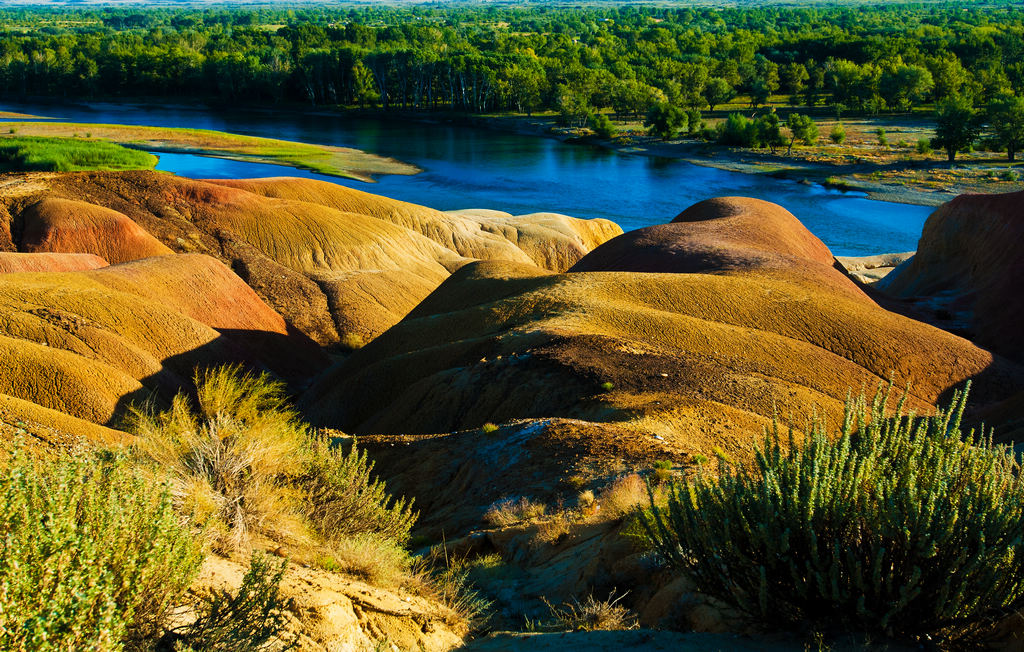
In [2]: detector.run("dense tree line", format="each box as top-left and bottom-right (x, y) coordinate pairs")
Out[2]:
(2, 4), (1024, 158)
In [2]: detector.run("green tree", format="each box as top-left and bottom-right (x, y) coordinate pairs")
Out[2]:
(588, 112), (616, 139)
(988, 92), (1024, 162)
(644, 102), (688, 140)
(756, 110), (784, 153)
(785, 113), (818, 155)
(933, 95), (980, 162)
(880, 64), (934, 111)
(703, 77), (735, 111)
(782, 62), (809, 97)
(717, 112), (758, 147)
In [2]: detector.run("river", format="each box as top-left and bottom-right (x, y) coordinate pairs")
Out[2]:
(2, 101), (933, 257)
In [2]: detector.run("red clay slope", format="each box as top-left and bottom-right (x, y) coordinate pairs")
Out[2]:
(878, 190), (1024, 362)
(0, 253), (326, 425)
(19, 197), (173, 263)
(572, 196), (866, 301)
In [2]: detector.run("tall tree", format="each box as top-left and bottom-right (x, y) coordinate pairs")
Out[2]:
(933, 95), (980, 162)
(988, 92), (1024, 162)
(704, 77), (735, 111)
(786, 113), (818, 155)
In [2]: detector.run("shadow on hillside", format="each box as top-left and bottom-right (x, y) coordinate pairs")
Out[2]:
(108, 327), (328, 429)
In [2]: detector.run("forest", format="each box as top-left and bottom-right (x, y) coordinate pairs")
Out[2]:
(1, 3), (1024, 160)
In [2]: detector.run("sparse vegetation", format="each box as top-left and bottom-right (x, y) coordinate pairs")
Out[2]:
(131, 366), (416, 557)
(0, 445), (204, 651)
(483, 496), (547, 527)
(642, 383), (1024, 646)
(301, 433), (417, 545)
(0, 135), (157, 172)
(829, 123), (846, 144)
(542, 591), (637, 632)
(598, 473), (648, 519)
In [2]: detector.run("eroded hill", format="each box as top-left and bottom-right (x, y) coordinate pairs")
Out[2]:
(1, 171), (621, 349)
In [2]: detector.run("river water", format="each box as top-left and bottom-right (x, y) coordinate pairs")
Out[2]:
(2, 101), (933, 256)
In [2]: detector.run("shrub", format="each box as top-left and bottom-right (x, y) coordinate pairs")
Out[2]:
(542, 591), (637, 631)
(717, 112), (759, 147)
(132, 366), (415, 553)
(651, 459), (674, 483)
(414, 555), (492, 630)
(172, 554), (294, 651)
(587, 112), (616, 139)
(600, 381), (615, 391)
(829, 123), (846, 144)
(642, 383), (1024, 645)
(0, 446), (203, 651)
(916, 138), (932, 154)
(876, 127), (888, 147)
(598, 473), (647, 519)
(300, 434), (416, 545)
(319, 533), (411, 587)
(644, 102), (687, 140)
(480, 422), (499, 434)
(131, 366), (309, 551)
(483, 496), (546, 527)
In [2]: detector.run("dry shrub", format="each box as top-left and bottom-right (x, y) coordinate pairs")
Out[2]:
(534, 511), (573, 546)
(410, 554), (493, 631)
(322, 534), (412, 587)
(543, 591), (637, 632)
(131, 366), (416, 558)
(483, 496), (547, 527)
(131, 366), (308, 552)
(598, 473), (647, 519)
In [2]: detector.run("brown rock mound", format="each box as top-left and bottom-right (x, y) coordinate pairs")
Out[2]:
(0, 393), (129, 449)
(0, 253), (325, 425)
(571, 196), (865, 300)
(302, 197), (1023, 457)
(212, 177), (622, 272)
(18, 197), (173, 263)
(878, 190), (1024, 362)
(0, 252), (108, 273)
(5, 172), (619, 348)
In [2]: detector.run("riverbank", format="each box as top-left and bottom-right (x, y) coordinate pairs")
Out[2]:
(0, 119), (418, 182)
(338, 107), (1024, 208)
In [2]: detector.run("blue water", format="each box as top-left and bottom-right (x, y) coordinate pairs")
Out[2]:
(2, 101), (933, 256)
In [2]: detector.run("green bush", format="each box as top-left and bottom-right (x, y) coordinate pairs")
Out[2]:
(171, 554), (294, 651)
(587, 112), (616, 139)
(301, 434), (417, 545)
(0, 446), (203, 651)
(0, 136), (157, 172)
(830, 123), (847, 144)
(717, 113), (759, 147)
(642, 383), (1024, 645)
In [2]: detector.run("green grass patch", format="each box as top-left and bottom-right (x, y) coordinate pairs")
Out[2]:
(1, 121), (419, 181)
(0, 136), (157, 172)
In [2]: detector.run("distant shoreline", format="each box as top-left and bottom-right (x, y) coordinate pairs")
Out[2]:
(0, 98), (983, 208)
